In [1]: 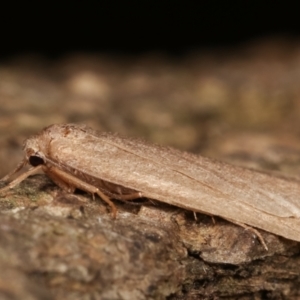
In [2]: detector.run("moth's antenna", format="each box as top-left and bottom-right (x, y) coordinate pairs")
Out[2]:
(0, 159), (28, 182)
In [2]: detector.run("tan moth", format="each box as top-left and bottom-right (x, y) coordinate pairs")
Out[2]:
(1, 123), (300, 249)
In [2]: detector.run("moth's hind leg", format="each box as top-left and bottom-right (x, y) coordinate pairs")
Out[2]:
(225, 218), (268, 251)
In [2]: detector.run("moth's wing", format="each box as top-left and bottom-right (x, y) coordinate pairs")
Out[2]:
(48, 127), (300, 242)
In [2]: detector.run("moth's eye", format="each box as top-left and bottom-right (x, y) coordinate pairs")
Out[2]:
(29, 156), (44, 166)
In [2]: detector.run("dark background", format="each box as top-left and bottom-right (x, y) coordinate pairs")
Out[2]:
(1, 2), (299, 59)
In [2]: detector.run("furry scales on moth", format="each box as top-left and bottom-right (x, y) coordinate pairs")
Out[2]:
(1, 123), (300, 249)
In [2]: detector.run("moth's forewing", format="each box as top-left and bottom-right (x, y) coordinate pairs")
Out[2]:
(38, 124), (300, 243)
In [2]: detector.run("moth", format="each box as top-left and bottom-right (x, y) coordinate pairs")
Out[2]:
(1, 123), (300, 249)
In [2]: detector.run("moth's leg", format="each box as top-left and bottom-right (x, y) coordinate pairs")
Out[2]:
(193, 211), (198, 221)
(0, 165), (43, 195)
(225, 218), (268, 251)
(193, 211), (215, 223)
(44, 169), (76, 193)
(45, 166), (117, 218)
(0, 159), (27, 182)
(97, 181), (142, 202)
(110, 192), (143, 201)
(177, 210), (200, 221)
(104, 184), (142, 201)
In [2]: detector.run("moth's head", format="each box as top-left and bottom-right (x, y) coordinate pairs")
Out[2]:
(22, 123), (77, 168)
(23, 135), (48, 167)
